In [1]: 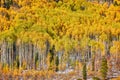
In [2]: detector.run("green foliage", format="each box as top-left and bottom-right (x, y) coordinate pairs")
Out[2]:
(100, 56), (108, 80)
(92, 58), (95, 71)
(55, 55), (59, 71)
(49, 45), (55, 63)
(47, 46), (55, 70)
(14, 55), (19, 69)
(77, 78), (82, 80)
(35, 52), (39, 67)
(92, 77), (100, 80)
(82, 63), (87, 80)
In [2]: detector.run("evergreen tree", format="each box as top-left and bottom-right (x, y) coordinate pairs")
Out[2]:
(49, 45), (55, 63)
(92, 57), (95, 71)
(47, 45), (55, 70)
(55, 55), (59, 71)
(82, 63), (87, 80)
(100, 56), (108, 80)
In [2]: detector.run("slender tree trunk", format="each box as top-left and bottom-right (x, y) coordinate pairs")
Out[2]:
(6, 42), (9, 65)
(31, 44), (34, 69)
(26, 43), (29, 69)
(28, 43), (32, 69)
(1, 40), (7, 65)
(11, 42), (13, 69)
(33, 44), (37, 69)
(38, 47), (41, 70)
(19, 42), (22, 68)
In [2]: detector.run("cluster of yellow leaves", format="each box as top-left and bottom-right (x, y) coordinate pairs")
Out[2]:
(0, 8), (10, 31)
(110, 41), (120, 54)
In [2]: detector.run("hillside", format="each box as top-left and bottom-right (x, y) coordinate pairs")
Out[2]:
(0, 0), (120, 80)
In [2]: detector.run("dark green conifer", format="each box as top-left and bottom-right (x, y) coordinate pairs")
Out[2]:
(100, 56), (108, 80)
(82, 63), (87, 80)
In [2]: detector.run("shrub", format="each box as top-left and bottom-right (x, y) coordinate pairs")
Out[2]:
(92, 77), (100, 80)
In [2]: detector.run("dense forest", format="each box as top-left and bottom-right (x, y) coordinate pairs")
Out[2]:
(0, 0), (120, 80)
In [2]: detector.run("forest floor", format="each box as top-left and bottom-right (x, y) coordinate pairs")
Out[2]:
(0, 69), (120, 80)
